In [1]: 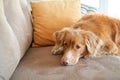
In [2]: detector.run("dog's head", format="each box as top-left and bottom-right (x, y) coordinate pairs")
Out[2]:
(52, 28), (72, 55)
(61, 29), (104, 65)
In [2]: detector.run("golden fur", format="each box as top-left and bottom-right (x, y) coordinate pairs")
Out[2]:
(52, 14), (120, 65)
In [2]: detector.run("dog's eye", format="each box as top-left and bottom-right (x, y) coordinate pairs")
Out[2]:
(76, 45), (80, 49)
(63, 42), (67, 46)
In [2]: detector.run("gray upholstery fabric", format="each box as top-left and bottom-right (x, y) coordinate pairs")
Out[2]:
(0, 0), (20, 80)
(11, 46), (120, 80)
(0, 0), (32, 79)
(4, 0), (32, 57)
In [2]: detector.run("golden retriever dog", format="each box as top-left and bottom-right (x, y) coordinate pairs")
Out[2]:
(52, 14), (120, 65)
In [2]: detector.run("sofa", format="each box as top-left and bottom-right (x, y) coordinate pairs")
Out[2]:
(1, 0), (120, 80)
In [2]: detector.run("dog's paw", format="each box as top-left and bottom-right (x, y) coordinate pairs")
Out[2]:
(52, 50), (63, 55)
(52, 47), (64, 55)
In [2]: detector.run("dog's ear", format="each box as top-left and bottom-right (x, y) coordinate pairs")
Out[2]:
(84, 31), (104, 57)
(53, 31), (62, 42)
(53, 28), (70, 41)
(52, 30), (66, 42)
(53, 31), (59, 41)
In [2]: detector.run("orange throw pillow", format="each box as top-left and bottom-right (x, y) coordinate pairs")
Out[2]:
(31, 0), (81, 47)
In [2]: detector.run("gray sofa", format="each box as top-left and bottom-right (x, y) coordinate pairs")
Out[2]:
(1, 0), (120, 80)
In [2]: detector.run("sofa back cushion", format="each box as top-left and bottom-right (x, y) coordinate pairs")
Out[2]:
(0, 0), (20, 80)
(0, 0), (32, 79)
(31, 0), (81, 47)
(4, 0), (33, 57)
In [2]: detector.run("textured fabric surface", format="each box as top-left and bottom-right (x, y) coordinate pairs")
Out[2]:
(11, 46), (120, 80)
(4, 0), (32, 57)
(81, 4), (98, 16)
(0, 0), (32, 79)
(0, 0), (20, 80)
(31, 0), (81, 47)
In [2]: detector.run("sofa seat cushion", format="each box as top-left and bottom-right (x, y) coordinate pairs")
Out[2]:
(11, 46), (120, 80)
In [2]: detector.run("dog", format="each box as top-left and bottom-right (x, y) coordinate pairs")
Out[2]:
(52, 14), (120, 65)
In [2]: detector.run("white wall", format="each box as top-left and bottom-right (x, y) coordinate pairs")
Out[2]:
(99, 0), (108, 14)
(108, 0), (120, 19)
